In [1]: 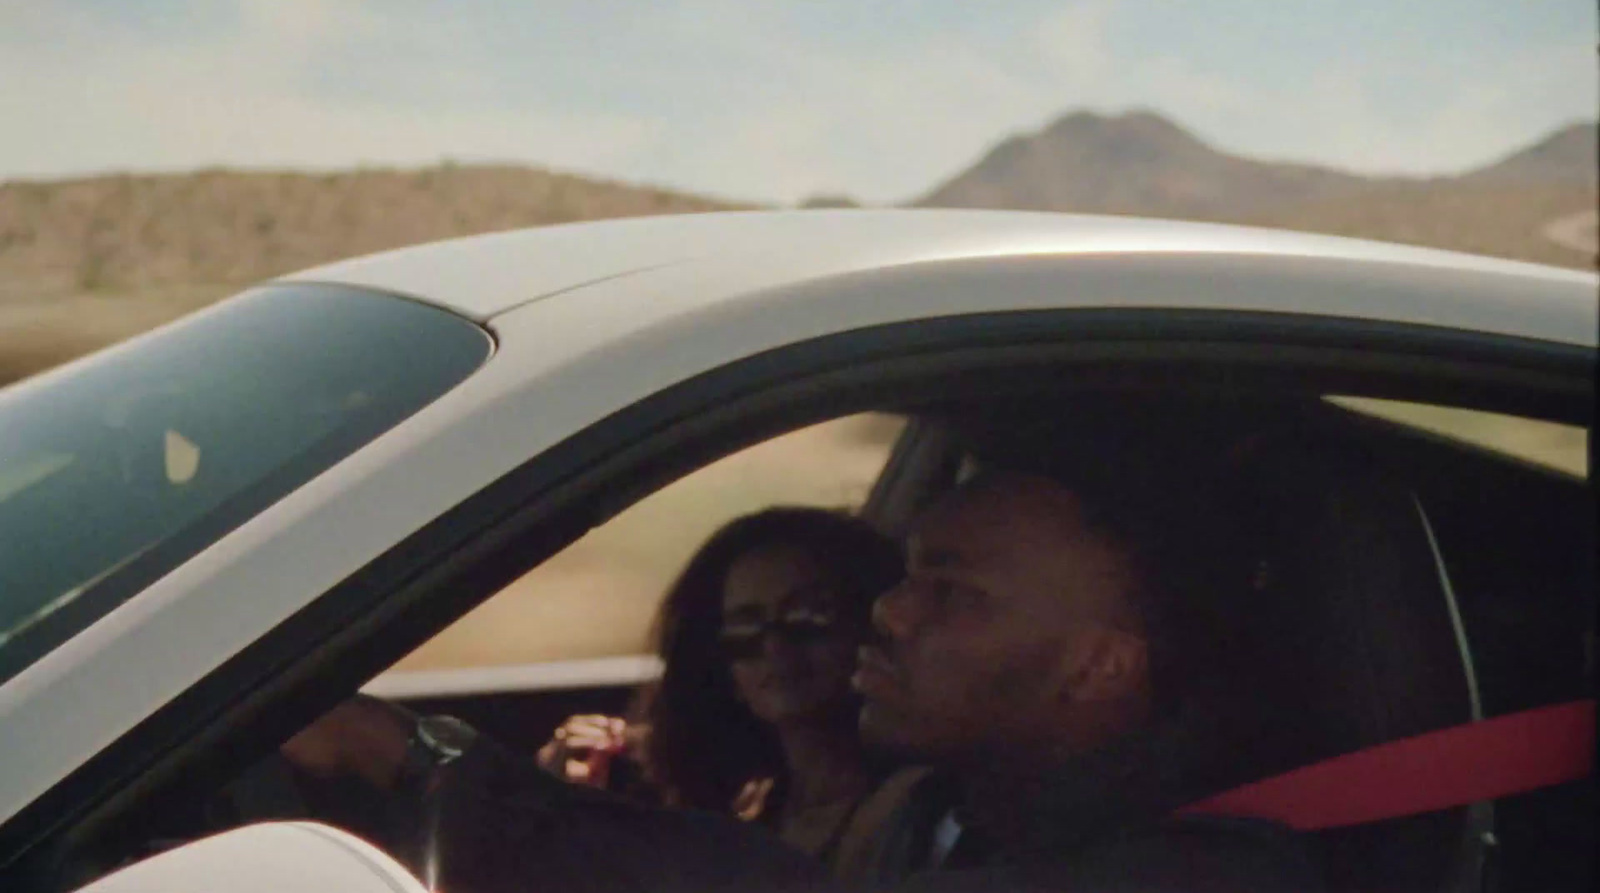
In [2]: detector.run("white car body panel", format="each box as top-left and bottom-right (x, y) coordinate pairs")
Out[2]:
(2, 211), (1594, 826)
(73, 822), (426, 893)
(284, 211), (1596, 340)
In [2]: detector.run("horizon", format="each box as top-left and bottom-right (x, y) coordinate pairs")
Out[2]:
(2, 2), (1595, 203)
(2, 109), (1591, 206)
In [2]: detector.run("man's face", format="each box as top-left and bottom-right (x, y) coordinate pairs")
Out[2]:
(853, 474), (1141, 762)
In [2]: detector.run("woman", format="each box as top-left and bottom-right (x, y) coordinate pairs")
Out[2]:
(537, 506), (904, 862)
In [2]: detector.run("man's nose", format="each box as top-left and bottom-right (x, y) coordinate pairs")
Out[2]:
(871, 581), (918, 640)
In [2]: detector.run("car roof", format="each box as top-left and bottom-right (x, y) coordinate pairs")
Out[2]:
(281, 210), (1598, 347)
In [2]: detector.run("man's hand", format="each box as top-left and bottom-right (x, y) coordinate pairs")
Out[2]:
(280, 696), (414, 791)
(536, 714), (631, 786)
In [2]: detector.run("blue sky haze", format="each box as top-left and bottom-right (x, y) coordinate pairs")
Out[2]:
(1, 1), (1593, 202)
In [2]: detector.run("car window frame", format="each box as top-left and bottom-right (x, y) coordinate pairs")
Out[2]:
(4, 306), (1590, 884)
(0, 284), (496, 686)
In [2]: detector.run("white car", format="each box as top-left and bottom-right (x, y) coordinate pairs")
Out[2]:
(0, 211), (1593, 891)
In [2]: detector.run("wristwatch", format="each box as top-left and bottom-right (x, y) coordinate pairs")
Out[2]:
(396, 714), (479, 798)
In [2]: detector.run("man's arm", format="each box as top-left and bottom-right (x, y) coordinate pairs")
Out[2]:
(280, 696), (412, 790)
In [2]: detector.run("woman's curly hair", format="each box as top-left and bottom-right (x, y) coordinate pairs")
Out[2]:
(630, 507), (903, 814)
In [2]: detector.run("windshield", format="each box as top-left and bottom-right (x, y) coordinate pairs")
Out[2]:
(0, 283), (490, 684)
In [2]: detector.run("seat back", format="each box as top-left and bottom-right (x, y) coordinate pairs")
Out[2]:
(1231, 433), (1480, 892)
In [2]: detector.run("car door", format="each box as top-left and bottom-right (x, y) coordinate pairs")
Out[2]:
(5, 237), (1593, 890)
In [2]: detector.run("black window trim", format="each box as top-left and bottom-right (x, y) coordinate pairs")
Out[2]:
(3, 307), (1591, 883)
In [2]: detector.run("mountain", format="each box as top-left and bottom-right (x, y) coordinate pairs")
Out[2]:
(917, 110), (1369, 217)
(1246, 179), (1591, 269)
(1461, 122), (1597, 186)
(917, 111), (1596, 269)
(0, 165), (742, 299)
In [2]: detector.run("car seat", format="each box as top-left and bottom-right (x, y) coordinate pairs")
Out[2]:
(1228, 429), (1484, 893)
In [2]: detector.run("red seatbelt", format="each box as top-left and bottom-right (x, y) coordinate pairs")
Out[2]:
(1177, 700), (1595, 831)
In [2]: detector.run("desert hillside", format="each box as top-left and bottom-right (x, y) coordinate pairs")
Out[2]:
(0, 165), (741, 384)
(0, 165), (741, 299)
(917, 112), (1596, 269)
(1243, 179), (1590, 268)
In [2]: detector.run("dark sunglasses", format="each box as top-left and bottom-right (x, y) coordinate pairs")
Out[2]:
(718, 606), (841, 661)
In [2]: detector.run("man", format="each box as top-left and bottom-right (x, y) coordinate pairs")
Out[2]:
(283, 455), (1315, 891)
(831, 467), (1312, 888)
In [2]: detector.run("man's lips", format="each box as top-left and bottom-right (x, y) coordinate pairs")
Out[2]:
(852, 646), (900, 698)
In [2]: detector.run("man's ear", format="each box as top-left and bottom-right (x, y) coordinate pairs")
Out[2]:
(1058, 627), (1150, 703)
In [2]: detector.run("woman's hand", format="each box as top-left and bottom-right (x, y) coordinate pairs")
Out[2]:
(536, 714), (631, 786)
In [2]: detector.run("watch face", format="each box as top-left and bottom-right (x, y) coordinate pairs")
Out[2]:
(417, 715), (477, 759)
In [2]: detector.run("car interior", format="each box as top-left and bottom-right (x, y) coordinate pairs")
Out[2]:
(11, 338), (1593, 892)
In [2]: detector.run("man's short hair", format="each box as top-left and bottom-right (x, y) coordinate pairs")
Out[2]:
(957, 408), (1254, 714)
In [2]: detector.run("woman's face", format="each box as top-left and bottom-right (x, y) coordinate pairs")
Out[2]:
(720, 543), (865, 726)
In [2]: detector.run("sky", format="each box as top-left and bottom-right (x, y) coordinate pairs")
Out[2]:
(0, 1), (1594, 204)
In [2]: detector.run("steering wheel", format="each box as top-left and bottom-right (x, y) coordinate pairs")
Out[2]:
(44, 754), (319, 891)
(214, 752), (315, 825)
(213, 751), (406, 853)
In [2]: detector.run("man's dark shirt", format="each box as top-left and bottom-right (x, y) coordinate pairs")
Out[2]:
(843, 697), (1321, 892)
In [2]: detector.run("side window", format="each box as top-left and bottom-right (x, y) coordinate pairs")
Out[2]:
(1327, 396), (1587, 478)
(392, 413), (906, 671)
